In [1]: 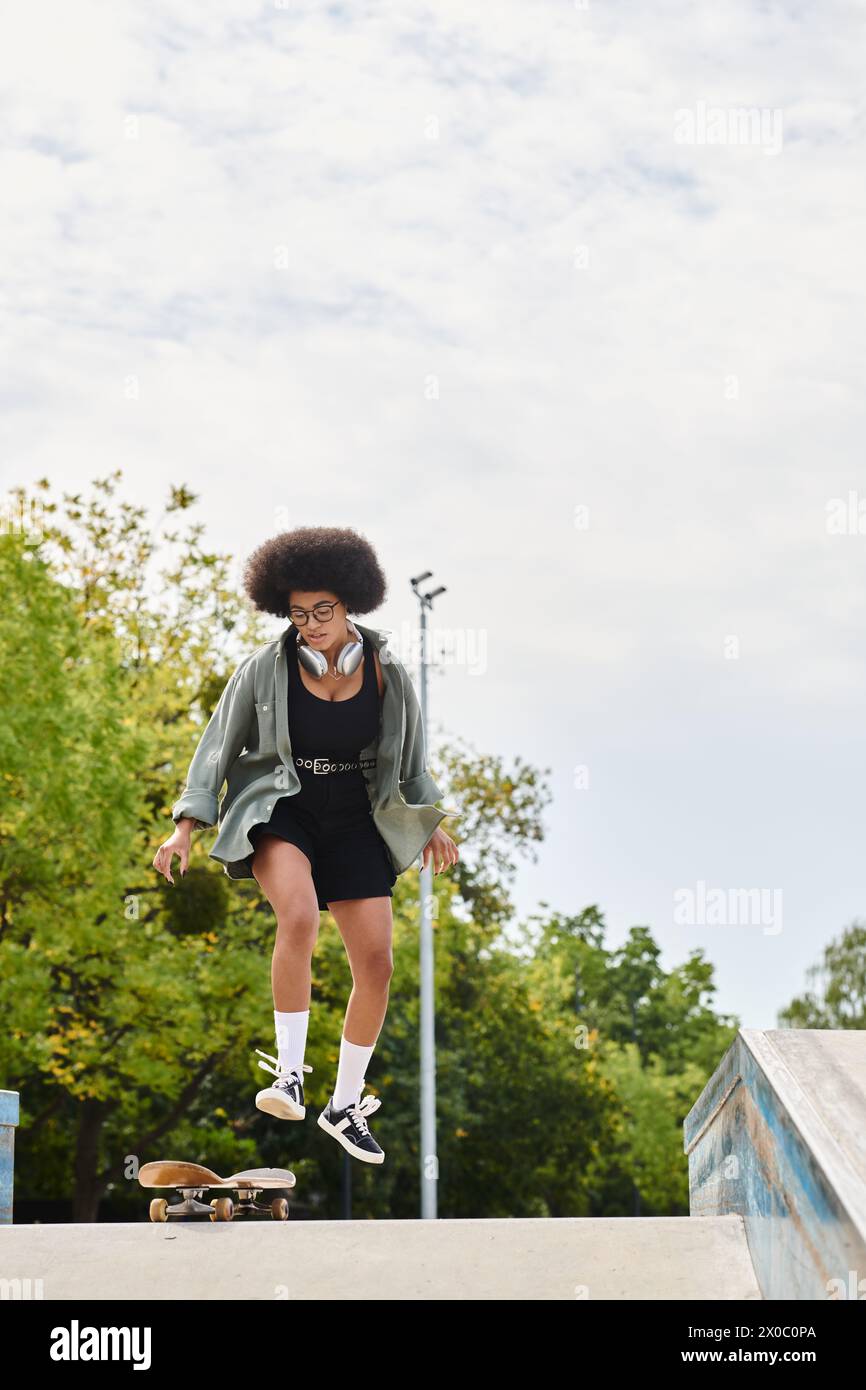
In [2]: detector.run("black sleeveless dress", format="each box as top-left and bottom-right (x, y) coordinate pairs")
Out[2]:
(246, 626), (398, 910)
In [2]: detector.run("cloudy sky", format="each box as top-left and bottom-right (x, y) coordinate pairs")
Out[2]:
(3, 1), (865, 1029)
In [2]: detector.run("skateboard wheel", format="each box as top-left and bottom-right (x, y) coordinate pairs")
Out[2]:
(210, 1196), (234, 1222)
(271, 1197), (289, 1221)
(149, 1198), (168, 1223)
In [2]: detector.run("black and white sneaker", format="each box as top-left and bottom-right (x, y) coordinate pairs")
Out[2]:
(317, 1091), (385, 1164)
(254, 1048), (313, 1120)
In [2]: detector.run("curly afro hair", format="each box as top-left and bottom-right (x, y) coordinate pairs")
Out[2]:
(242, 525), (388, 619)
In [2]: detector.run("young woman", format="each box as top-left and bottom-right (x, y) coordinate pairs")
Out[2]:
(152, 526), (459, 1165)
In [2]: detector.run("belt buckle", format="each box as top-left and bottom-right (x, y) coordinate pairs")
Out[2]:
(313, 757), (329, 774)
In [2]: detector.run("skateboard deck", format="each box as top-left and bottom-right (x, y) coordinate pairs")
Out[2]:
(139, 1160), (296, 1222)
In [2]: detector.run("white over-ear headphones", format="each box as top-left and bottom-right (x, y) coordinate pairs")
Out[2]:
(296, 614), (364, 680)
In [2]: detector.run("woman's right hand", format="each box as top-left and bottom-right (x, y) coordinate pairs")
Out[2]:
(152, 821), (194, 885)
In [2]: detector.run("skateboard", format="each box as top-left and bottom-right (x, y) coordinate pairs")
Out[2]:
(139, 1160), (296, 1222)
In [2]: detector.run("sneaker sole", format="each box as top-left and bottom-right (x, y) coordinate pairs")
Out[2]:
(317, 1111), (385, 1164)
(256, 1090), (305, 1120)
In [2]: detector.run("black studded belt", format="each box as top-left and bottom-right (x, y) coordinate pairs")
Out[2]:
(293, 755), (377, 775)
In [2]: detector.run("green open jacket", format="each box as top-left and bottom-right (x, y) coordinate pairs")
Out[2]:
(171, 621), (459, 881)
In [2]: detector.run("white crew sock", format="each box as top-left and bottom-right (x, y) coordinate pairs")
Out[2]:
(332, 1036), (376, 1111)
(273, 1009), (309, 1079)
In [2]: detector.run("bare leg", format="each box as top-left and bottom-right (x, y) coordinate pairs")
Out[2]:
(251, 836), (320, 1010)
(326, 896), (394, 1045)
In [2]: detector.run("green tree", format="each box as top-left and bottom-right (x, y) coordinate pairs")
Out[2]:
(0, 479), (286, 1219)
(516, 907), (739, 1214)
(779, 920), (866, 1028)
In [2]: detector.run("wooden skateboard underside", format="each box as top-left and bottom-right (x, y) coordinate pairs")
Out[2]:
(139, 1161), (296, 1191)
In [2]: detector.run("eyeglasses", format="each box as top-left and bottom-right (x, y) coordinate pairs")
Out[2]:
(288, 600), (343, 626)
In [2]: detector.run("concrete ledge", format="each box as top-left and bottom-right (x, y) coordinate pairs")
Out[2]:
(0, 1215), (760, 1301)
(683, 1029), (866, 1300)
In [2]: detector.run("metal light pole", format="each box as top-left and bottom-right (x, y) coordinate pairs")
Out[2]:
(411, 572), (446, 1219)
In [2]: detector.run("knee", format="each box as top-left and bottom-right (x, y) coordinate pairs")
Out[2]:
(274, 908), (319, 952)
(358, 950), (394, 991)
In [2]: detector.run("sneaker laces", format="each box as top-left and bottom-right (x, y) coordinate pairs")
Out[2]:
(255, 1048), (313, 1084)
(346, 1092), (381, 1137)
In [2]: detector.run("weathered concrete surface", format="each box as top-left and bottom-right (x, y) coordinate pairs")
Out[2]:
(684, 1029), (866, 1301)
(0, 1214), (760, 1300)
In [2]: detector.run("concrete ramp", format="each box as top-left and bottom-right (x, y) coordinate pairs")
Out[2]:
(684, 1029), (866, 1300)
(3, 1029), (865, 1300)
(0, 1213), (759, 1301)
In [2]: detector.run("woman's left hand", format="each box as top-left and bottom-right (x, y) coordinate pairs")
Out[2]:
(422, 827), (459, 875)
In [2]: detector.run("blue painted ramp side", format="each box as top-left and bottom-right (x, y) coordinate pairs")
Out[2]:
(0, 1091), (20, 1226)
(683, 1029), (866, 1301)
